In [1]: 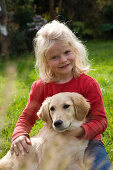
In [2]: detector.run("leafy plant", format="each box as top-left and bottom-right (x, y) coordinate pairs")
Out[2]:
(101, 2), (113, 37)
(27, 15), (47, 32)
(72, 21), (94, 39)
(101, 23), (113, 32)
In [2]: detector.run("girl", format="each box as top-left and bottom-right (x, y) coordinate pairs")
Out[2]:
(10, 20), (111, 170)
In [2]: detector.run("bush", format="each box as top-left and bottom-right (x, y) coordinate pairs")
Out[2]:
(101, 3), (113, 38)
(9, 12), (47, 56)
(71, 21), (95, 39)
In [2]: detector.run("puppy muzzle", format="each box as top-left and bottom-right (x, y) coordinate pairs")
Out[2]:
(53, 120), (71, 132)
(54, 120), (63, 127)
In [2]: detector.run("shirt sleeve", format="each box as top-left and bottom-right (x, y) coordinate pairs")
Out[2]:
(81, 79), (108, 140)
(12, 80), (44, 141)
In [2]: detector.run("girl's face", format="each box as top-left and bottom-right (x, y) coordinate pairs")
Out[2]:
(46, 42), (75, 83)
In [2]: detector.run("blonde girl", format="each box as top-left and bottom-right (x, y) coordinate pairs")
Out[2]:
(11, 20), (111, 170)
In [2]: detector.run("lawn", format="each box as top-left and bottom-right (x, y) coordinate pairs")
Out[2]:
(0, 40), (113, 164)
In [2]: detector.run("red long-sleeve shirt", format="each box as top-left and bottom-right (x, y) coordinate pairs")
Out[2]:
(12, 74), (108, 142)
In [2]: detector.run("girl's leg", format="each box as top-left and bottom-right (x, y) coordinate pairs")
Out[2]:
(84, 140), (111, 170)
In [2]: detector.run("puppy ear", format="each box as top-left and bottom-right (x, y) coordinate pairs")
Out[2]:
(71, 93), (90, 121)
(37, 97), (52, 127)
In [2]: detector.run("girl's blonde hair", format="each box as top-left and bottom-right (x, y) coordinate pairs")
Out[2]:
(34, 20), (90, 82)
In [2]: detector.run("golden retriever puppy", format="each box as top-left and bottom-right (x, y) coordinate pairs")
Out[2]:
(0, 92), (90, 170)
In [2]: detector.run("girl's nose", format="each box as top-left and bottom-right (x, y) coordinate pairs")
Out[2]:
(60, 55), (67, 62)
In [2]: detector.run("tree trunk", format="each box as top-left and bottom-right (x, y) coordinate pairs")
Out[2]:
(49, 0), (55, 20)
(58, 0), (63, 15)
(0, 0), (9, 60)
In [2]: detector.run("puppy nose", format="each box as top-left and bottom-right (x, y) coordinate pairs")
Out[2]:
(54, 120), (63, 127)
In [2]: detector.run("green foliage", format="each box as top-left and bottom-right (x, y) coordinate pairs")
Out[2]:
(101, 2), (113, 37)
(0, 40), (113, 164)
(6, 0), (35, 55)
(12, 8), (35, 54)
(101, 23), (113, 32)
(103, 2), (113, 23)
(14, 8), (34, 30)
(8, 10), (47, 55)
(72, 21), (94, 39)
(3, 0), (113, 56)
(10, 30), (28, 54)
(72, 21), (85, 34)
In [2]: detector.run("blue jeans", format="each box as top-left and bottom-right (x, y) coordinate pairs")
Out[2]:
(84, 140), (111, 170)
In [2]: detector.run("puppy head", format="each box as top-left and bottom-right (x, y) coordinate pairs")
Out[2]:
(37, 92), (90, 131)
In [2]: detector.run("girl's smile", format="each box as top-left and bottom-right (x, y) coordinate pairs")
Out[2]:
(46, 42), (75, 83)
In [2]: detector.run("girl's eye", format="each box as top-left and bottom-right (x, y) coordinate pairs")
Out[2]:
(64, 50), (70, 55)
(50, 56), (57, 60)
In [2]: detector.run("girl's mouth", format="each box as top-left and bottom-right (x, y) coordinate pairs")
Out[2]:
(59, 63), (70, 68)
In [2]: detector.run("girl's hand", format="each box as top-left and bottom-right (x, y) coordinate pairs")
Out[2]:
(10, 135), (31, 156)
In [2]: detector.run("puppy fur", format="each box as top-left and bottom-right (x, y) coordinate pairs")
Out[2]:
(0, 92), (90, 170)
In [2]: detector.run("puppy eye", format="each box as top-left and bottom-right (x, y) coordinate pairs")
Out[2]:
(50, 106), (55, 111)
(63, 104), (70, 109)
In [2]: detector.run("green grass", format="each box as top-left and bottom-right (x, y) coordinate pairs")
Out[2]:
(86, 40), (113, 163)
(0, 40), (113, 164)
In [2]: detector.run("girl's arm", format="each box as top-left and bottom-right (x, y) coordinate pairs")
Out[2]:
(10, 80), (44, 155)
(12, 79), (44, 141)
(81, 79), (107, 140)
